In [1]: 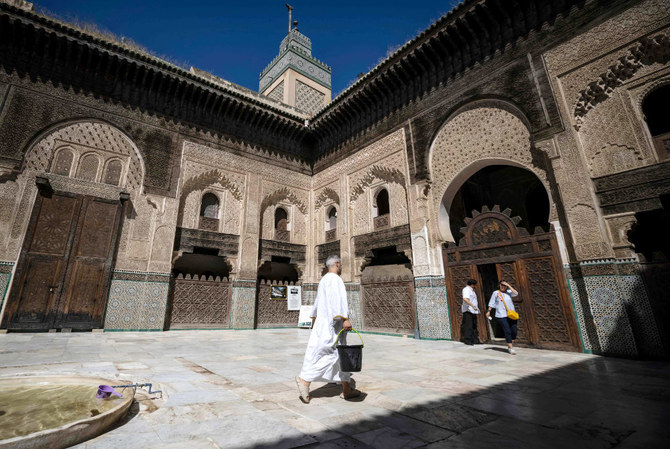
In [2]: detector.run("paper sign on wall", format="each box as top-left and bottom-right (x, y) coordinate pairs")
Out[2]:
(298, 305), (312, 328)
(287, 286), (301, 311)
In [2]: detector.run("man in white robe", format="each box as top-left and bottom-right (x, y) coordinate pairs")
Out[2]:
(296, 255), (359, 403)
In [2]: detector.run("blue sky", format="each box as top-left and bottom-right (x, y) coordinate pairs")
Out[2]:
(35, 1), (460, 96)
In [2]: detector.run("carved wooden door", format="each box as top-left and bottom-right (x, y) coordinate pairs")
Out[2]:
(2, 191), (124, 330)
(442, 206), (580, 351)
(445, 264), (487, 341)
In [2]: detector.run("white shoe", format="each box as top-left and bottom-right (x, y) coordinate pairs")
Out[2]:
(508, 348), (516, 355)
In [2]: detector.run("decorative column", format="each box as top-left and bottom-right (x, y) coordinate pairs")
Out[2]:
(230, 173), (261, 329)
(409, 181), (452, 340)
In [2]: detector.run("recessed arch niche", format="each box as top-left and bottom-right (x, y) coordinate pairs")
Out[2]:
(438, 162), (550, 243)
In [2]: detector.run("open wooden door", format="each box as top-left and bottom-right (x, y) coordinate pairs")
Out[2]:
(442, 206), (581, 351)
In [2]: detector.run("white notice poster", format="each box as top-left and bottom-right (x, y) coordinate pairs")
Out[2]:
(287, 286), (302, 311)
(298, 305), (313, 328)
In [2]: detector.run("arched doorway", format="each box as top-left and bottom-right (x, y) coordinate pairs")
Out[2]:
(1, 121), (143, 331)
(441, 165), (580, 351)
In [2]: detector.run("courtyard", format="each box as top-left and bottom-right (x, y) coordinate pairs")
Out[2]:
(1, 329), (669, 448)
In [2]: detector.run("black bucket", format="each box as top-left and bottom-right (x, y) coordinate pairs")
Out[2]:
(337, 344), (363, 372)
(334, 328), (364, 372)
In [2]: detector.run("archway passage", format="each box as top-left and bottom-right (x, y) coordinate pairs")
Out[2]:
(442, 206), (581, 351)
(168, 251), (232, 329)
(448, 165), (550, 242)
(642, 84), (670, 161)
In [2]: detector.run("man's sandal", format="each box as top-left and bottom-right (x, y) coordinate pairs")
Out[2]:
(295, 376), (310, 403)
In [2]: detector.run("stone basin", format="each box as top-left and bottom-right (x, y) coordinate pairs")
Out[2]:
(0, 376), (134, 449)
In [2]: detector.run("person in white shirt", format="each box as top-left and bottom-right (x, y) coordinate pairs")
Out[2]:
(461, 279), (480, 345)
(296, 255), (360, 403)
(486, 280), (519, 355)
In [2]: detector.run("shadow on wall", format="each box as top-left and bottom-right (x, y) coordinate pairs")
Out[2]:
(238, 340), (669, 447)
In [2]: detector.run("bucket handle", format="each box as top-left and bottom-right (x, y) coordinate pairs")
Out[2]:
(333, 328), (364, 349)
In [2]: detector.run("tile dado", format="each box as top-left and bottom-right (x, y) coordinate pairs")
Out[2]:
(0, 261), (14, 313)
(414, 276), (452, 340)
(230, 280), (256, 329)
(104, 271), (170, 331)
(567, 264), (664, 357)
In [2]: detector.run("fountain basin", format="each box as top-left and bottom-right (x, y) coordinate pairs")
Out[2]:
(0, 376), (134, 449)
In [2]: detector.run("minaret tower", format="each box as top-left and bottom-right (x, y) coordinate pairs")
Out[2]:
(259, 5), (332, 116)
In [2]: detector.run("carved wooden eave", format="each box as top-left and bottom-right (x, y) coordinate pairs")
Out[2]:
(0, 0), (640, 170)
(0, 2), (310, 164)
(308, 0), (629, 162)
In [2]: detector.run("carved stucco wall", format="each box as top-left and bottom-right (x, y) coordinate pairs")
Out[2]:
(543, 0), (670, 260)
(180, 141), (311, 279)
(312, 129), (410, 281)
(178, 160), (245, 235)
(429, 104), (555, 243)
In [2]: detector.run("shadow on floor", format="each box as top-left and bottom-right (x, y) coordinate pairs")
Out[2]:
(260, 356), (670, 448)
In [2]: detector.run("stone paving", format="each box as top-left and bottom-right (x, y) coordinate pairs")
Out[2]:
(1, 329), (669, 448)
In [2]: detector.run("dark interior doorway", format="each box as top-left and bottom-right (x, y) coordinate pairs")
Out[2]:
(368, 246), (411, 268)
(173, 248), (231, 279)
(258, 256), (299, 283)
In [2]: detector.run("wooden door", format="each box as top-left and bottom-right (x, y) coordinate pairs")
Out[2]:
(446, 264), (487, 342)
(2, 191), (124, 330)
(496, 261), (534, 345)
(2, 193), (80, 330)
(56, 196), (124, 329)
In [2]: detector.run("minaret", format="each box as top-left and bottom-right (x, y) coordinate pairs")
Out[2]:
(259, 5), (332, 116)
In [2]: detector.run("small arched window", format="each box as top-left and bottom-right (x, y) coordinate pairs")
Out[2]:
(375, 189), (390, 217)
(325, 206), (337, 242)
(642, 84), (670, 161)
(76, 153), (100, 182)
(103, 159), (123, 186)
(326, 207), (337, 231)
(275, 207), (288, 231)
(373, 188), (390, 229)
(200, 193), (220, 219)
(52, 149), (74, 176)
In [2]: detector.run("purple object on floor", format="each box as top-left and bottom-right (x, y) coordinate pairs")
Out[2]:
(96, 385), (122, 399)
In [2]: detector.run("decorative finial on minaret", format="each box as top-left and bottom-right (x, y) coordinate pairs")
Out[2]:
(285, 4), (293, 34)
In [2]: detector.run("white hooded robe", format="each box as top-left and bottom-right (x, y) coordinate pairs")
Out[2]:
(299, 272), (351, 383)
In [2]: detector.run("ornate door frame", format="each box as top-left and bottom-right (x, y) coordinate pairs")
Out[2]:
(442, 206), (581, 351)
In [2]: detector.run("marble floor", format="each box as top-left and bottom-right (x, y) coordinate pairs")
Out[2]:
(0, 329), (669, 448)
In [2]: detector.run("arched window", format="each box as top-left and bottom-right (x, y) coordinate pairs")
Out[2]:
(274, 207), (290, 242)
(326, 207), (337, 231)
(373, 188), (390, 229)
(325, 206), (337, 242)
(200, 193), (220, 218)
(642, 84), (670, 161)
(375, 189), (390, 216)
(76, 153), (100, 182)
(103, 159), (123, 186)
(52, 149), (74, 176)
(275, 207), (288, 231)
